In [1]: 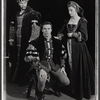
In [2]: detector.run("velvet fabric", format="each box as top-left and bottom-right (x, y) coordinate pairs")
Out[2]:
(8, 6), (41, 86)
(58, 17), (95, 99)
(29, 36), (64, 72)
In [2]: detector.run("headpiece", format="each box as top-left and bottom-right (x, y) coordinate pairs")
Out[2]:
(67, 1), (84, 17)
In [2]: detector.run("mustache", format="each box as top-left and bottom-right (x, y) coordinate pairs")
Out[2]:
(20, 6), (26, 8)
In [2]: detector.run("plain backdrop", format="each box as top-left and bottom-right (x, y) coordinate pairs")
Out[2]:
(6, 0), (95, 63)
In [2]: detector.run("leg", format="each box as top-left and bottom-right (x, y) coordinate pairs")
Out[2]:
(52, 81), (62, 97)
(36, 69), (47, 100)
(36, 69), (47, 91)
(51, 68), (70, 86)
(26, 78), (34, 98)
(51, 68), (70, 97)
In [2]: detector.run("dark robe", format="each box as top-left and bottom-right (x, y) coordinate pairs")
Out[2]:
(8, 6), (41, 86)
(29, 36), (64, 71)
(58, 17), (95, 99)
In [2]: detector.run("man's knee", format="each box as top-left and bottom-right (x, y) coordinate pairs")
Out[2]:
(63, 77), (70, 85)
(37, 75), (47, 92)
(37, 69), (47, 84)
(38, 76), (46, 84)
(60, 76), (70, 86)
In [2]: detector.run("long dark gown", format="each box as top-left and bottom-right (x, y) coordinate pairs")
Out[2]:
(59, 17), (95, 99)
(8, 6), (41, 86)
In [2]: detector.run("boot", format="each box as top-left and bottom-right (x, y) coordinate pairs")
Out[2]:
(52, 82), (62, 97)
(35, 84), (45, 100)
(35, 95), (45, 100)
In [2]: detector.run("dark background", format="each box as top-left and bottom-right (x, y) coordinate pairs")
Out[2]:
(6, 0), (95, 63)
(3, 0), (97, 99)
(2, 0), (97, 100)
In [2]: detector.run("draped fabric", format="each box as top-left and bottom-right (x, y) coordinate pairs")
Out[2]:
(8, 6), (41, 86)
(29, 36), (66, 72)
(58, 17), (95, 99)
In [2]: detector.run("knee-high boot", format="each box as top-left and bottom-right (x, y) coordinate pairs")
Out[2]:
(35, 83), (45, 100)
(52, 81), (62, 97)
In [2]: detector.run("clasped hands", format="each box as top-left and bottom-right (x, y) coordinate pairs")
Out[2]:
(67, 32), (73, 37)
(67, 32), (79, 38)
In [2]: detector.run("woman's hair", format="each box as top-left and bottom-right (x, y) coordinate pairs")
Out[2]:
(67, 1), (84, 17)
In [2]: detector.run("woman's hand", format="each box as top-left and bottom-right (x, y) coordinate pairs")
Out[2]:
(57, 34), (64, 40)
(73, 32), (79, 38)
(67, 33), (73, 37)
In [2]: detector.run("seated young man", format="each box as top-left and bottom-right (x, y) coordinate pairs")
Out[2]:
(25, 22), (70, 100)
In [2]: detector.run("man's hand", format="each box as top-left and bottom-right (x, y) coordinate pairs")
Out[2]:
(9, 39), (14, 46)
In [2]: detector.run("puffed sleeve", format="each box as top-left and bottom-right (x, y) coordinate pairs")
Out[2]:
(60, 44), (67, 68)
(9, 14), (16, 41)
(31, 11), (41, 25)
(29, 11), (41, 42)
(24, 44), (39, 63)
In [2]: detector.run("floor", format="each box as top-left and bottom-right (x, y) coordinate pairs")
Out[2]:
(4, 81), (96, 100)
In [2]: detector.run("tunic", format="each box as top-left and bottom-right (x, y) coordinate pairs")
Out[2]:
(16, 14), (24, 66)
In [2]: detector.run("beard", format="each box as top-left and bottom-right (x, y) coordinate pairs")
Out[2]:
(20, 6), (27, 10)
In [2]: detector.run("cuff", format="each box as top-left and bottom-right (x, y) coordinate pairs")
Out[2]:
(73, 32), (82, 42)
(9, 39), (14, 42)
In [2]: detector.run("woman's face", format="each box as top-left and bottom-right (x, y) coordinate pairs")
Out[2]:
(18, 1), (28, 10)
(68, 6), (77, 17)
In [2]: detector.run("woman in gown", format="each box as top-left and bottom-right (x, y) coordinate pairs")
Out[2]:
(57, 1), (95, 100)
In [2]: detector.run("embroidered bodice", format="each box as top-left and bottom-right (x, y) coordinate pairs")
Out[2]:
(67, 24), (77, 33)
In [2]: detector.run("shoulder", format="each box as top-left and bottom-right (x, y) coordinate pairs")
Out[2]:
(79, 17), (87, 23)
(25, 6), (32, 13)
(30, 8), (41, 16)
(12, 12), (18, 18)
(64, 19), (69, 24)
(53, 36), (62, 44)
(34, 37), (45, 48)
(30, 10), (41, 19)
(25, 6), (40, 14)
(10, 12), (19, 23)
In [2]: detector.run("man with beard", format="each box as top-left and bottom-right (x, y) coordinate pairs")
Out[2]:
(8, 0), (41, 86)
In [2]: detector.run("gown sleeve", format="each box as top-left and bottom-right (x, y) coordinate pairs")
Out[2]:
(77, 18), (88, 42)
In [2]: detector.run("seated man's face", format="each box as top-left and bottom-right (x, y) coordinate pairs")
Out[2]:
(42, 24), (52, 39)
(18, 1), (28, 10)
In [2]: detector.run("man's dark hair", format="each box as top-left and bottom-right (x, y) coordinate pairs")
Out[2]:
(42, 21), (52, 29)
